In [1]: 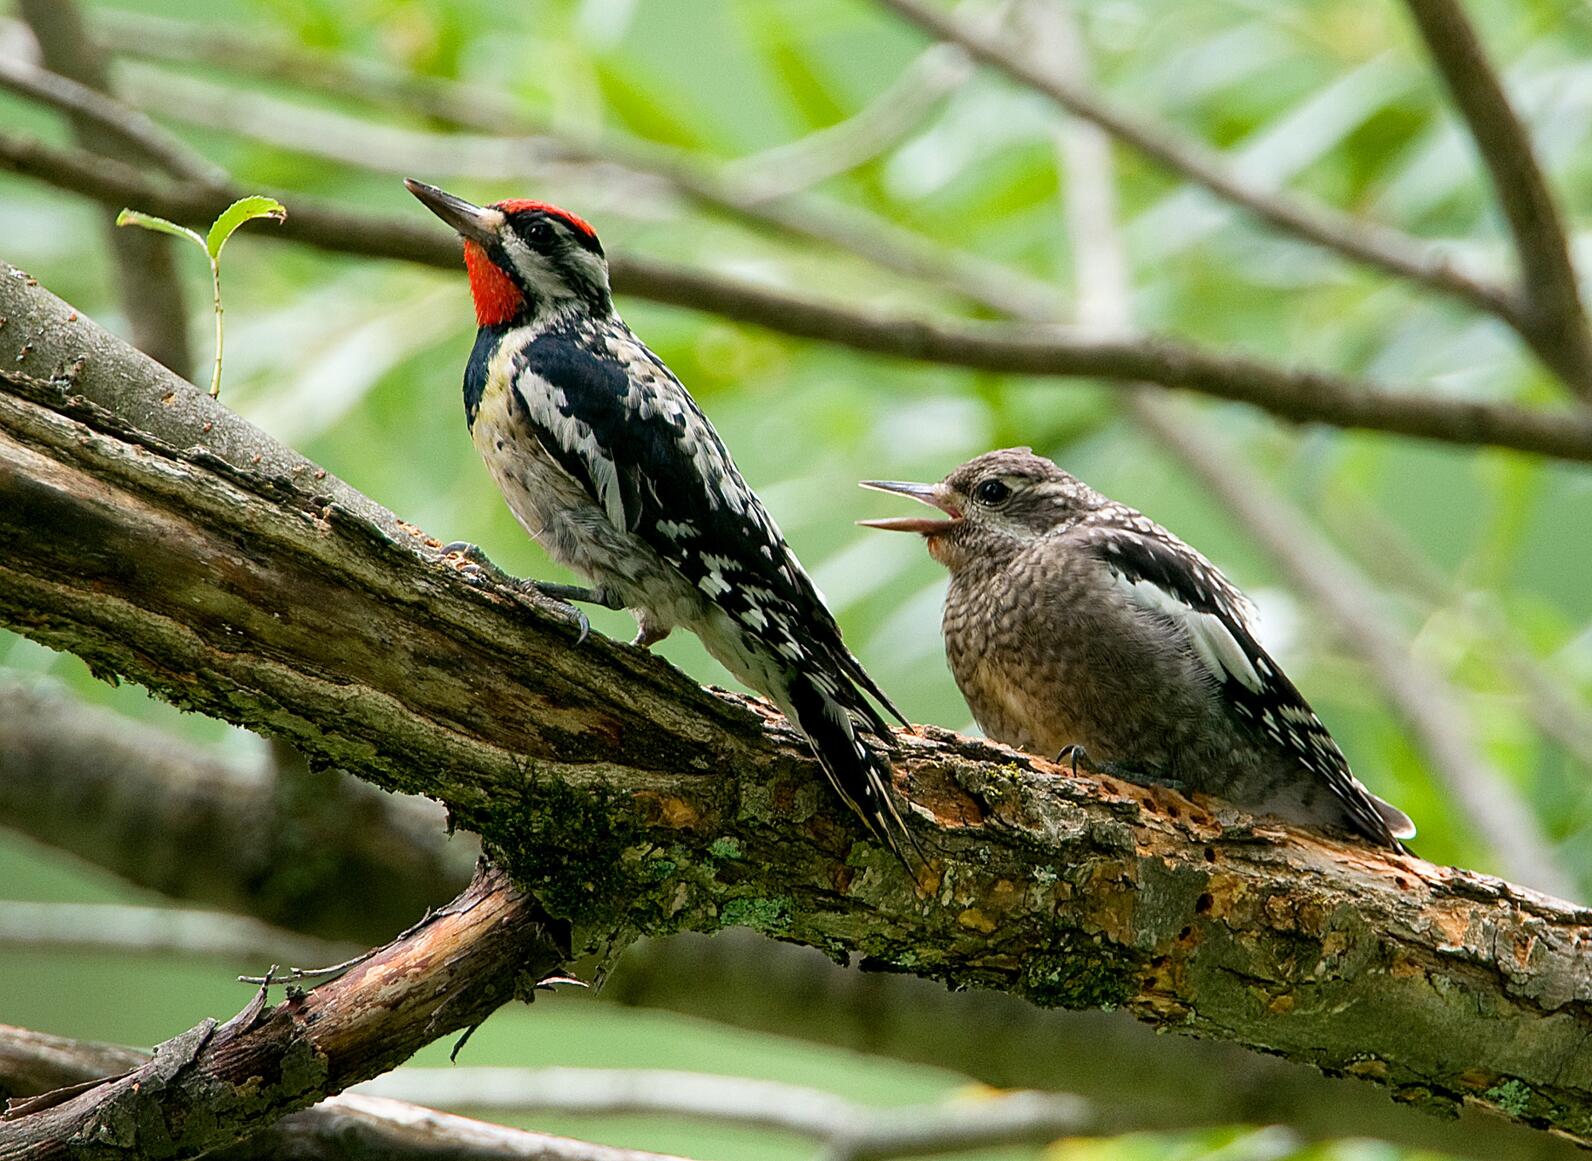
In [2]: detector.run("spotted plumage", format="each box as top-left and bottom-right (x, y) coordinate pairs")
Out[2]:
(406, 179), (910, 853)
(862, 447), (1413, 850)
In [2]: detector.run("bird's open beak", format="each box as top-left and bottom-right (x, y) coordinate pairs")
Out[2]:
(404, 178), (505, 245)
(857, 480), (962, 534)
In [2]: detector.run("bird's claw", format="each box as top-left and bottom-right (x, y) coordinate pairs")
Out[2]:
(439, 540), (514, 587)
(526, 581), (594, 644)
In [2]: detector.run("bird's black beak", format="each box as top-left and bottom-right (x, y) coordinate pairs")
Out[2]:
(404, 178), (504, 246)
(857, 480), (962, 534)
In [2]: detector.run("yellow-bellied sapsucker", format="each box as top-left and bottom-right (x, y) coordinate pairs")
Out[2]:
(406, 179), (910, 851)
(862, 447), (1414, 850)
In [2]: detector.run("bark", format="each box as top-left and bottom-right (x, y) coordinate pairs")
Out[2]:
(4, 266), (1592, 1146)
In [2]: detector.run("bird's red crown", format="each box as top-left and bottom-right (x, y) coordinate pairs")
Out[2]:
(495, 199), (597, 240)
(461, 199), (599, 327)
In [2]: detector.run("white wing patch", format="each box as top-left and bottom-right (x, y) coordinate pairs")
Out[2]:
(512, 374), (629, 530)
(1111, 571), (1263, 693)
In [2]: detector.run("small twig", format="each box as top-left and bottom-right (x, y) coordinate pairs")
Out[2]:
(1401, 0), (1592, 397)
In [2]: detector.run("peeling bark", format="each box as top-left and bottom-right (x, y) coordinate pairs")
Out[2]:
(3, 266), (1592, 1146)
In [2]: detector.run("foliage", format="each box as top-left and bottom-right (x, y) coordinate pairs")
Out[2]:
(116, 195), (286, 396)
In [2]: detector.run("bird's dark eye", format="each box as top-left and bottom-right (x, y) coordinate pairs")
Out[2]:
(973, 479), (1011, 506)
(523, 220), (554, 245)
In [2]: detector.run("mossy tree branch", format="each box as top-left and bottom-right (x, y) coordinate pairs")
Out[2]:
(4, 266), (1592, 1146)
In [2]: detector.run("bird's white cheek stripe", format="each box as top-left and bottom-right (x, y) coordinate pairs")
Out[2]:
(1113, 573), (1263, 693)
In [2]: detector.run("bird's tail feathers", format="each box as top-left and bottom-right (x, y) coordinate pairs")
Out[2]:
(783, 672), (918, 862)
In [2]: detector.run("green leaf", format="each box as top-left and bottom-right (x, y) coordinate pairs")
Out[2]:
(205, 196), (287, 260)
(114, 209), (204, 251)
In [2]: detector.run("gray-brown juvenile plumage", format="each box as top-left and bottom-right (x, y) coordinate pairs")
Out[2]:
(861, 447), (1413, 850)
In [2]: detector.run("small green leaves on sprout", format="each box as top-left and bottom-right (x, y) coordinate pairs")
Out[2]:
(116, 196), (286, 398)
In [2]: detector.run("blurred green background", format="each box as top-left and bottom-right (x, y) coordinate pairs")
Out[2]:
(2, 0), (1589, 1157)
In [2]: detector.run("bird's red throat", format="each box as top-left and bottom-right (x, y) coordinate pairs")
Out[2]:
(463, 240), (525, 327)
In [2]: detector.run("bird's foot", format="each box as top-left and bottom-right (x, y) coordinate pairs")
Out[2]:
(439, 540), (515, 587)
(525, 581), (624, 646)
(1055, 743), (1088, 775)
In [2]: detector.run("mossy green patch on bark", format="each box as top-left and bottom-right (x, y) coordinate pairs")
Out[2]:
(719, 895), (793, 936)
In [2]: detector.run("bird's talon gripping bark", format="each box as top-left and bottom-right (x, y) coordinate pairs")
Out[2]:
(1055, 743), (1088, 775)
(440, 540), (514, 586)
(526, 580), (624, 644)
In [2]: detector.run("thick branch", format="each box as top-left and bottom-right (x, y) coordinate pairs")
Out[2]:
(0, 865), (565, 1159)
(4, 266), (1592, 1143)
(1, 702), (1569, 1159)
(1401, 0), (1592, 396)
(2, 138), (1588, 460)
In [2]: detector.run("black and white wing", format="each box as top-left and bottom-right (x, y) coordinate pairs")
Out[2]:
(1081, 514), (1413, 849)
(498, 323), (919, 855)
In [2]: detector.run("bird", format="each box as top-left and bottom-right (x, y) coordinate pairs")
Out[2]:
(404, 178), (911, 852)
(859, 447), (1414, 850)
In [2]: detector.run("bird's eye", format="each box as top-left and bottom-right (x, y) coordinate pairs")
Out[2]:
(523, 220), (554, 245)
(973, 479), (1011, 506)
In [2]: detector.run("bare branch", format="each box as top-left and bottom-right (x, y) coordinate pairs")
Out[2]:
(877, 0), (1519, 321)
(0, 864), (564, 1159)
(13, 0), (193, 380)
(215, 1095), (698, 1161)
(724, 40), (973, 198)
(0, 902), (356, 965)
(0, 1026), (698, 1161)
(1401, 0), (1592, 396)
(71, 14), (1064, 322)
(0, 57), (222, 185)
(3, 135), (1588, 461)
(357, 1066), (1089, 1156)
(0, 680), (474, 943)
(4, 265), (1592, 1145)
(1317, 493), (1592, 776)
